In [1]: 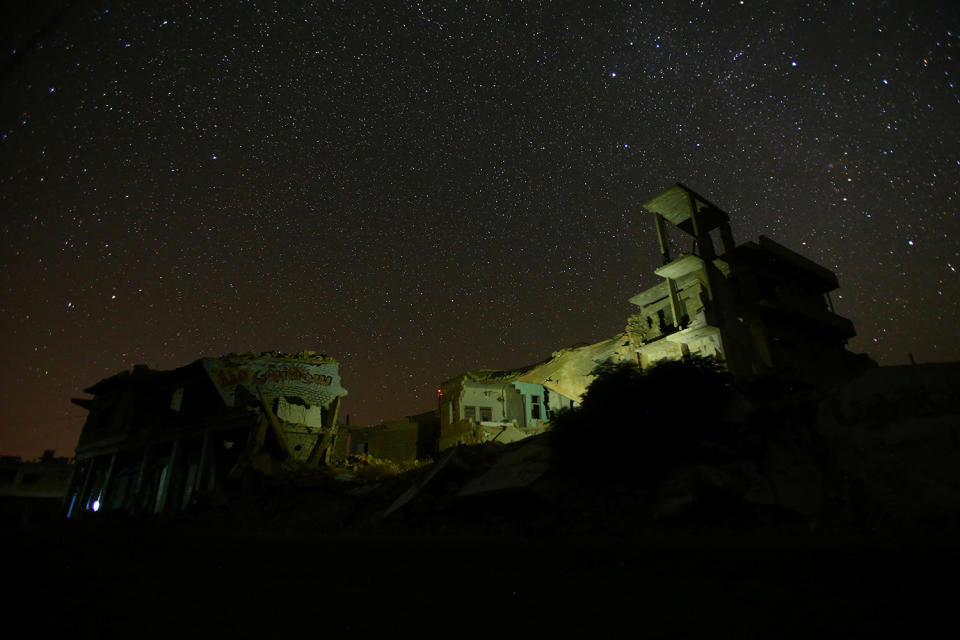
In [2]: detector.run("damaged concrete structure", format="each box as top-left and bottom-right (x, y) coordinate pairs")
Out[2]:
(335, 410), (440, 462)
(66, 351), (347, 517)
(439, 371), (567, 449)
(435, 183), (866, 452)
(439, 336), (633, 450)
(626, 183), (866, 384)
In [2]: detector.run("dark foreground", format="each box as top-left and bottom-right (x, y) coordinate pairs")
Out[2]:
(6, 522), (959, 639)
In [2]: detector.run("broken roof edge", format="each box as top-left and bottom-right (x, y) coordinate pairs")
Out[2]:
(548, 333), (628, 360)
(443, 334), (630, 387)
(441, 352), (569, 388)
(728, 236), (840, 289)
(460, 358), (551, 385)
(82, 365), (172, 395)
(642, 182), (730, 226)
(209, 350), (340, 366)
(83, 350), (341, 394)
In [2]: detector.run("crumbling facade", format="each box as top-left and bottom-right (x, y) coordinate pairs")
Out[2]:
(66, 351), (347, 517)
(439, 372), (566, 449)
(627, 183), (865, 382)
(438, 336), (633, 450)
(64, 185), (867, 489)
(436, 184), (866, 452)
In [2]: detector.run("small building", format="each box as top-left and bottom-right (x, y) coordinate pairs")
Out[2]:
(438, 336), (634, 450)
(0, 451), (74, 523)
(626, 183), (868, 383)
(335, 410), (441, 462)
(438, 371), (562, 449)
(66, 351), (347, 517)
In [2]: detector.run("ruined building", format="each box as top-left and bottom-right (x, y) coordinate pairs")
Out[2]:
(438, 369), (569, 449)
(66, 352), (347, 517)
(435, 183), (865, 451)
(438, 335), (634, 450)
(626, 183), (865, 383)
(65, 185), (867, 485)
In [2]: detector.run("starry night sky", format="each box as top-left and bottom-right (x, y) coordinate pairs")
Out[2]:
(1, 1), (958, 459)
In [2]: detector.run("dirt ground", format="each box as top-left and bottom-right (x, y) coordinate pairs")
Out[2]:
(6, 520), (959, 639)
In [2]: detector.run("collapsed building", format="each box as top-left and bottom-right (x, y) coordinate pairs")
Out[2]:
(64, 184), (868, 491)
(438, 335), (634, 450)
(626, 183), (866, 383)
(438, 369), (569, 449)
(65, 351), (347, 517)
(339, 336), (635, 458)
(434, 183), (866, 450)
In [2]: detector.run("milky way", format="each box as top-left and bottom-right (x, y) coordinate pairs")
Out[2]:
(1, 1), (958, 458)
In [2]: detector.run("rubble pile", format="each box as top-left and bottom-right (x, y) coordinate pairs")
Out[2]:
(332, 454), (431, 483)
(102, 362), (960, 542)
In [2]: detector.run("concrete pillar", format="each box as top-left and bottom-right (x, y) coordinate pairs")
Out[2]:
(74, 457), (97, 517)
(310, 396), (342, 466)
(194, 432), (212, 494)
(155, 440), (181, 516)
(98, 452), (118, 512)
(686, 190), (716, 261)
(205, 442), (218, 492)
(653, 214), (671, 264)
(63, 461), (86, 518)
(666, 277), (682, 330)
(719, 222), (736, 254)
(325, 396), (342, 464)
(686, 190), (701, 236)
(131, 447), (153, 515)
(697, 229), (715, 261)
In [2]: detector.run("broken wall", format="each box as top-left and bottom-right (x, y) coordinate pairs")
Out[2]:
(344, 422), (419, 461)
(202, 354), (347, 410)
(460, 381), (512, 424)
(338, 411), (440, 462)
(518, 335), (634, 403)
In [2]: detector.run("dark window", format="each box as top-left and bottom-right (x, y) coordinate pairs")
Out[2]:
(531, 395), (542, 420)
(95, 407), (114, 430)
(479, 407), (492, 422)
(464, 406), (477, 420)
(758, 277), (778, 301)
